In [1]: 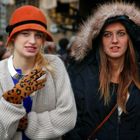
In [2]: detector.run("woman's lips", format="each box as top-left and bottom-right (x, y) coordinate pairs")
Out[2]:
(110, 46), (120, 52)
(25, 46), (37, 52)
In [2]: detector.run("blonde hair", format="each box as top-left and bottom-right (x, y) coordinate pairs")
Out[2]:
(35, 50), (53, 73)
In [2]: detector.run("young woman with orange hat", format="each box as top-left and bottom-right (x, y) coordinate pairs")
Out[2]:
(63, 2), (140, 140)
(0, 5), (76, 140)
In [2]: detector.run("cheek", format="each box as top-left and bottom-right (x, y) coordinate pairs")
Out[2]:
(37, 40), (44, 48)
(103, 47), (110, 55)
(102, 38), (110, 47)
(121, 46), (128, 54)
(121, 40), (128, 51)
(14, 37), (26, 48)
(102, 41), (110, 53)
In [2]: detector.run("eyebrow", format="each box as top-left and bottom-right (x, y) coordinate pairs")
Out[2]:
(104, 29), (126, 32)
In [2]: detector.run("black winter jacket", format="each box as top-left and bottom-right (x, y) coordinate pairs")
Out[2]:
(63, 53), (140, 140)
(62, 3), (140, 140)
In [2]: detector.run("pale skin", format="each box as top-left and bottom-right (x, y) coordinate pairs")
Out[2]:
(11, 30), (45, 75)
(102, 22), (129, 83)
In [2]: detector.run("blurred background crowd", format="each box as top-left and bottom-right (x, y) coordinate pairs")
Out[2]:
(0, 0), (140, 67)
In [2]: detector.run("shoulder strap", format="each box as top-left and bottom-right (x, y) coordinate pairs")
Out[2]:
(87, 104), (117, 140)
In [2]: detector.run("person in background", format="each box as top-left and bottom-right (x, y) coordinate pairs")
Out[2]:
(0, 40), (4, 47)
(0, 5), (76, 140)
(0, 46), (11, 60)
(63, 2), (140, 140)
(0, 38), (11, 60)
(66, 36), (76, 67)
(57, 38), (69, 66)
(44, 41), (57, 54)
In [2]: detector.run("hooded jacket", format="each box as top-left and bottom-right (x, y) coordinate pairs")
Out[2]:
(71, 2), (140, 61)
(63, 2), (140, 140)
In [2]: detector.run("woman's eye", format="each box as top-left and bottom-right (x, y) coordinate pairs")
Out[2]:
(103, 32), (112, 37)
(117, 31), (126, 36)
(20, 31), (30, 36)
(35, 33), (43, 39)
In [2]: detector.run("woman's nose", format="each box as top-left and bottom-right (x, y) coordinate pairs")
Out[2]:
(29, 34), (36, 44)
(112, 34), (118, 43)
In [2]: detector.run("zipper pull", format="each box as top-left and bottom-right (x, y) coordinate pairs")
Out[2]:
(118, 115), (121, 124)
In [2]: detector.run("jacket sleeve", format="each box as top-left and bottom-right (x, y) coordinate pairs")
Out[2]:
(63, 62), (93, 140)
(25, 55), (77, 139)
(0, 97), (26, 140)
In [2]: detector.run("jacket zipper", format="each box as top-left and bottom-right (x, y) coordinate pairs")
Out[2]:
(116, 109), (121, 140)
(112, 84), (121, 140)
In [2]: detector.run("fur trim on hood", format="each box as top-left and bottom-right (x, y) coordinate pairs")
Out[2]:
(71, 2), (140, 61)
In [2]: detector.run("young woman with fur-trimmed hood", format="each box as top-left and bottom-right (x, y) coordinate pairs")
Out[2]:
(63, 2), (140, 140)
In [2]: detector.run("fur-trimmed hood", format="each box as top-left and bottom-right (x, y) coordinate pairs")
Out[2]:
(71, 2), (140, 61)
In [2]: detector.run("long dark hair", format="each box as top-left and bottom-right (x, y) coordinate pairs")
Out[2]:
(99, 27), (140, 113)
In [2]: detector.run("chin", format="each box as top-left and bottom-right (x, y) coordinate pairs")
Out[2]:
(24, 54), (36, 59)
(25, 52), (38, 57)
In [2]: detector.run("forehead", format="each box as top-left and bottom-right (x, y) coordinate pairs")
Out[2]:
(104, 22), (126, 31)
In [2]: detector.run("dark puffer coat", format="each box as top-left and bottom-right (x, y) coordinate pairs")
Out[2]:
(63, 2), (140, 140)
